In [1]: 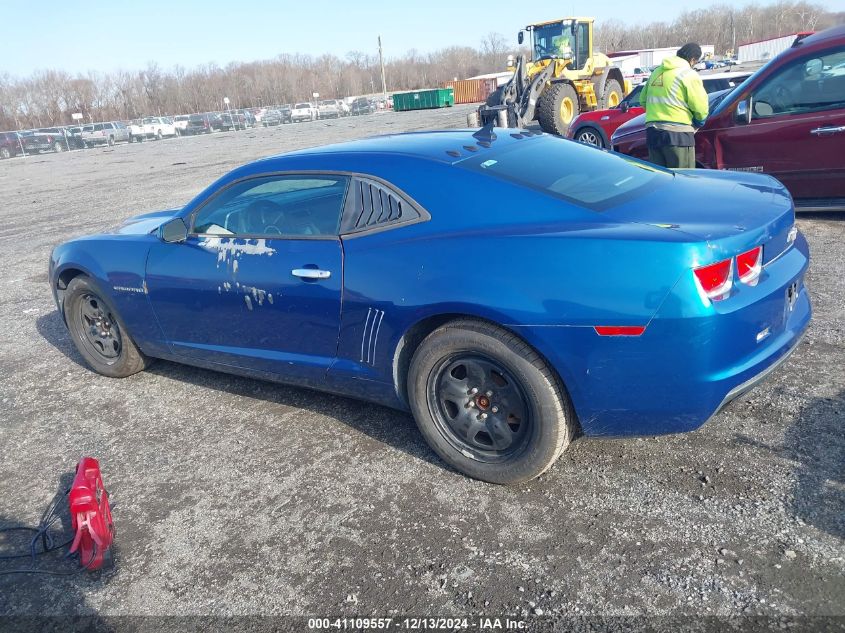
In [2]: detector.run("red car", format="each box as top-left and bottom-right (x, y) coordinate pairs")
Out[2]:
(568, 72), (751, 148)
(611, 25), (845, 211)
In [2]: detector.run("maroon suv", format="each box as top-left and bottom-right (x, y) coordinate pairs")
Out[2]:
(611, 25), (845, 212)
(0, 131), (23, 159)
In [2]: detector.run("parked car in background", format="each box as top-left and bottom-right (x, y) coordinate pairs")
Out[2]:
(291, 102), (316, 122)
(568, 70), (752, 148)
(184, 113), (218, 135)
(20, 128), (71, 153)
(129, 117), (179, 142)
(234, 109), (256, 127)
(173, 115), (190, 135)
(261, 110), (283, 126)
(317, 99), (343, 119)
(49, 130), (810, 484)
(218, 112), (249, 131)
(0, 131), (23, 159)
(624, 67), (651, 85)
(81, 121), (130, 146)
(612, 25), (845, 211)
(350, 97), (374, 115)
(63, 126), (87, 149)
(279, 104), (292, 123)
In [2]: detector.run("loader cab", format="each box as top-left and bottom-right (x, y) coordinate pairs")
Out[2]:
(522, 18), (593, 70)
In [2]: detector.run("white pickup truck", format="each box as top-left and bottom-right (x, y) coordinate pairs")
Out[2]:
(128, 117), (179, 142)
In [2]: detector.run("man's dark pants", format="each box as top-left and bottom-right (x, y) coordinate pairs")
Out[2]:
(648, 145), (695, 169)
(645, 126), (696, 169)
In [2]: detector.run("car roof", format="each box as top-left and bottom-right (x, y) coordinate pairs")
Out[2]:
(798, 24), (845, 48)
(261, 129), (544, 166)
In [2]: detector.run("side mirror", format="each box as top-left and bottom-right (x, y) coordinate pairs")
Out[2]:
(619, 101), (629, 113)
(517, 31), (524, 45)
(735, 99), (751, 124)
(160, 217), (188, 243)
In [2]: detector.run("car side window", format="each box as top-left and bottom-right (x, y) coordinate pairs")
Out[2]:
(192, 175), (350, 238)
(752, 49), (845, 119)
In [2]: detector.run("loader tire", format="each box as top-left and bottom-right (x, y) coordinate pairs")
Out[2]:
(536, 82), (579, 136)
(600, 78), (624, 110)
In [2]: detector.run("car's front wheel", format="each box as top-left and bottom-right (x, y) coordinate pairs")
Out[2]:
(64, 276), (151, 378)
(408, 320), (576, 484)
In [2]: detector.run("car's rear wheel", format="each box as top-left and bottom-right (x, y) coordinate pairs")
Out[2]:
(53, 141), (64, 153)
(64, 276), (151, 378)
(408, 319), (576, 484)
(0, 147), (10, 159)
(575, 126), (605, 148)
(108, 136), (115, 146)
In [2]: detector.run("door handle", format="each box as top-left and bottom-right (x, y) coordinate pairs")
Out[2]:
(810, 125), (845, 136)
(292, 268), (331, 280)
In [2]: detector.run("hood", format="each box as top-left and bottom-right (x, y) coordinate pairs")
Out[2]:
(111, 208), (182, 235)
(611, 113), (646, 139)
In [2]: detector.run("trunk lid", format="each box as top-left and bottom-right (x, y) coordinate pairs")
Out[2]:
(603, 169), (795, 264)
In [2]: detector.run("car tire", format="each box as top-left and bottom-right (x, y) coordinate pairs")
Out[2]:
(0, 147), (11, 159)
(156, 130), (163, 140)
(53, 141), (64, 153)
(600, 78), (624, 110)
(108, 136), (115, 146)
(408, 319), (576, 484)
(574, 126), (605, 148)
(537, 82), (580, 136)
(63, 276), (152, 378)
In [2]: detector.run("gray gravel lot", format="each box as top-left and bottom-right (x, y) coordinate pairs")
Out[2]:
(0, 106), (842, 626)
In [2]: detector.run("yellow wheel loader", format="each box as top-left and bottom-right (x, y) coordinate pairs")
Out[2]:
(474, 18), (628, 135)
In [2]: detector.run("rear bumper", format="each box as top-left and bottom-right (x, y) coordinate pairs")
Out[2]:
(518, 235), (812, 437)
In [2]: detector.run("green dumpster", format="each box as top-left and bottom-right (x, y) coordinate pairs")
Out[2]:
(392, 88), (455, 111)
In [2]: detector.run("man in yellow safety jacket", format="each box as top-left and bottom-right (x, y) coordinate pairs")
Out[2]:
(639, 43), (709, 169)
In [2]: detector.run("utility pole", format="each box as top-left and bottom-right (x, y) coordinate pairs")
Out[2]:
(378, 35), (387, 101)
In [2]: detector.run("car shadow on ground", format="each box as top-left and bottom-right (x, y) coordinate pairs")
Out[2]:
(735, 388), (845, 540)
(35, 310), (447, 474)
(0, 471), (115, 630)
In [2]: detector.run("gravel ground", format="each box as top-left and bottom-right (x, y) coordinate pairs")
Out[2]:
(0, 106), (842, 629)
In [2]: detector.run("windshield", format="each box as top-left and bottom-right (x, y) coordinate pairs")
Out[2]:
(531, 21), (572, 60)
(459, 137), (668, 211)
(294, 103), (309, 109)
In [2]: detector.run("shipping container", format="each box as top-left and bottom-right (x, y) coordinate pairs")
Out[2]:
(443, 79), (498, 104)
(393, 88), (455, 112)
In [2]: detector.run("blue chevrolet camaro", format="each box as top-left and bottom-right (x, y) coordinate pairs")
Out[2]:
(50, 129), (811, 484)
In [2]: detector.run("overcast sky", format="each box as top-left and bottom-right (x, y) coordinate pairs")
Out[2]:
(5, 0), (844, 76)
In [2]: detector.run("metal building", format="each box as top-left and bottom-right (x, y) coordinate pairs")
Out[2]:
(738, 32), (814, 63)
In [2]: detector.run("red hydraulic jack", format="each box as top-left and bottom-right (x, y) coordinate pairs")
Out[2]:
(68, 457), (114, 570)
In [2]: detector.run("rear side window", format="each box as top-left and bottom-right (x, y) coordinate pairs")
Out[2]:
(93, 123), (104, 131)
(340, 178), (421, 234)
(459, 136), (668, 210)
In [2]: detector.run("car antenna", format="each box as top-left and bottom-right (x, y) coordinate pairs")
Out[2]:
(472, 121), (497, 143)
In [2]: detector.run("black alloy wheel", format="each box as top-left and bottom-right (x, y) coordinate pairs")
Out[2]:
(63, 275), (151, 377)
(408, 319), (576, 484)
(428, 354), (531, 462)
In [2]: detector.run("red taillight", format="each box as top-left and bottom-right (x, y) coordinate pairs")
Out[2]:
(693, 258), (733, 301)
(737, 246), (763, 285)
(594, 326), (646, 336)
